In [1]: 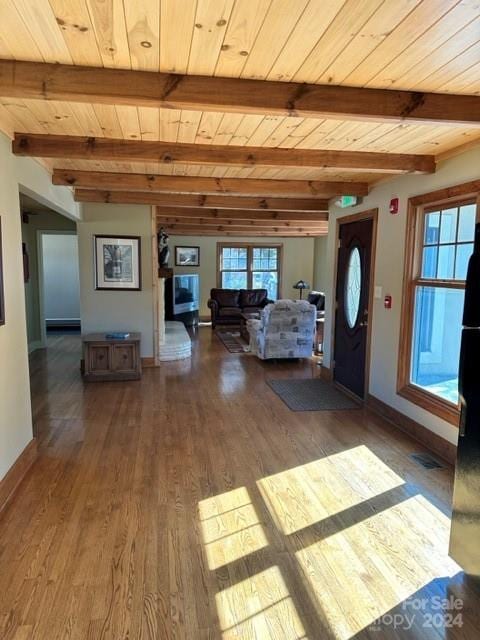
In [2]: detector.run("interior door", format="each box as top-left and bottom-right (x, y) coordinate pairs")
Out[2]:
(334, 217), (374, 398)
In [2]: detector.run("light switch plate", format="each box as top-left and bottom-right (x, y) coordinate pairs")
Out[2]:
(374, 286), (383, 299)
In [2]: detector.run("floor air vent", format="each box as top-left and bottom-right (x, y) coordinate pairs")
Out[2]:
(410, 452), (443, 469)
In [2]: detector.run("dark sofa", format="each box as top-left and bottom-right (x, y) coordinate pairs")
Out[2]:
(208, 288), (272, 329)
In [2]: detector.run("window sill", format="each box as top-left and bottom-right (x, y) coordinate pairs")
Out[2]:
(397, 383), (460, 427)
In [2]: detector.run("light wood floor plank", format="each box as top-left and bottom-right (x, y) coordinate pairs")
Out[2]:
(0, 332), (478, 639)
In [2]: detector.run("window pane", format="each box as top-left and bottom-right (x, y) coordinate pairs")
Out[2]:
(239, 250), (247, 269)
(437, 245), (455, 279)
(411, 286), (463, 404)
(252, 271), (278, 300)
(345, 247), (362, 328)
(422, 246), (438, 278)
(222, 271), (247, 289)
(455, 243), (473, 280)
(458, 204), (476, 242)
(439, 208), (458, 244)
(424, 212), (440, 245)
(223, 248), (231, 258)
(223, 258), (231, 270)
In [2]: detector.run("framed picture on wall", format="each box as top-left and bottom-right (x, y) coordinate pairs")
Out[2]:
(0, 218), (4, 325)
(94, 235), (141, 291)
(175, 245), (200, 267)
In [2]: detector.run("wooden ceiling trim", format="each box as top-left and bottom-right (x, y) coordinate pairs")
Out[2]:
(2, 59), (480, 126)
(159, 224), (326, 237)
(156, 216), (328, 229)
(13, 133), (435, 174)
(75, 189), (329, 212)
(156, 210), (329, 225)
(154, 208), (328, 222)
(1, 1), (479, 97)
(2, 96), (478, 163)
(164, 231), (327, 237)
(55, 170), (368, 197)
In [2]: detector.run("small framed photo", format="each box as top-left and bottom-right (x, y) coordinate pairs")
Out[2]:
(0, 218), (5, 326)
(175, 245), (200, 267)
(94, 235), (141, 290)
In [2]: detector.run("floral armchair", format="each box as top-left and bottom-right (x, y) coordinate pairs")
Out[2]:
(247, 299), (316, 360)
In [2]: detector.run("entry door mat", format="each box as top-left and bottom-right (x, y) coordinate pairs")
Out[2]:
(267, 378), (360, 411)
(216, 330), (249, 353)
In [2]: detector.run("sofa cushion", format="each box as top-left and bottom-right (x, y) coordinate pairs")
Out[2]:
(218, 306), (242, 318)
(239, 289), (268, 308)
(210, 288), (240, 307)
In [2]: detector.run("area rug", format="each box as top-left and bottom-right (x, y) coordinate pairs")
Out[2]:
(216, 330), (249, 353)
(267, 378), (360, 411)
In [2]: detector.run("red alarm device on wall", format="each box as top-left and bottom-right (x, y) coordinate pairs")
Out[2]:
(384, 295), (392, 309)
(389, 198), (399, 214)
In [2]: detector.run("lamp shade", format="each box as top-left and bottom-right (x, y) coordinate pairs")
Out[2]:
(293, 280), (310, 299)
(293, 280), (310, 290)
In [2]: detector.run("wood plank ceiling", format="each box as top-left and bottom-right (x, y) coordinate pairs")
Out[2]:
(0, 0), (480, 236)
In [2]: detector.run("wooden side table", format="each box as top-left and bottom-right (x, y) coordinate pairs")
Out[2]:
(82, 333), (142, 382)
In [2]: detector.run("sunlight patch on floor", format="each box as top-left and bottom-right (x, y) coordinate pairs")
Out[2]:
(215, 566), (307, 640)
(295, 495), (461, 640)
(257, 445), (405, 535)
(199, 487), (269, 570)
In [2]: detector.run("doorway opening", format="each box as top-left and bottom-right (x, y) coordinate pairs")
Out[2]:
(333, 209), (378, 400)
(20, 194), (80, 352)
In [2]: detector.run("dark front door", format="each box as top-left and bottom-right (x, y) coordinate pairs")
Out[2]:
(334, 217), (374, 399)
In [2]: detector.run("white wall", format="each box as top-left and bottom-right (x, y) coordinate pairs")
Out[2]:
(169, 235), (315, 316)
(21, 211), (78, 348)
(0, 131), (79, 481)
(78, 204), (154, 358)
(42, 234), (80, 321)
(320, 146), (480, 447)
(313, 236), (329, 293)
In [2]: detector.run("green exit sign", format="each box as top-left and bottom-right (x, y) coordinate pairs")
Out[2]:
(338, 195), (358, 208)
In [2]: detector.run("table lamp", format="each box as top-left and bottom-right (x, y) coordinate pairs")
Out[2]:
(293, 280), (310, 299)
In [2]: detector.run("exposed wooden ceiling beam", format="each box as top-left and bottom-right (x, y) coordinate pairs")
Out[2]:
(54, 170), (368, 197)
(74, 189), (329, 212)
(1, 59), (480, 126)
(13, 133), (435, 174)
(156, 216), (328, 229)
(154, 207), (328, 222)
(161, 224), (326, 237)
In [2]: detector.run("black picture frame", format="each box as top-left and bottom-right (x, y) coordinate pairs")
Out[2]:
(94, 235), (142, 291)
(175, 245), (200, 267)
(0, 218), (4, 326)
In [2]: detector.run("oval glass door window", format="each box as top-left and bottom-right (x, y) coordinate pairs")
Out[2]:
(345, 247), (362, 328)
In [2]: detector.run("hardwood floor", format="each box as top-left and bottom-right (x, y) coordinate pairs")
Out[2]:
(1, 331), (479, 639)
